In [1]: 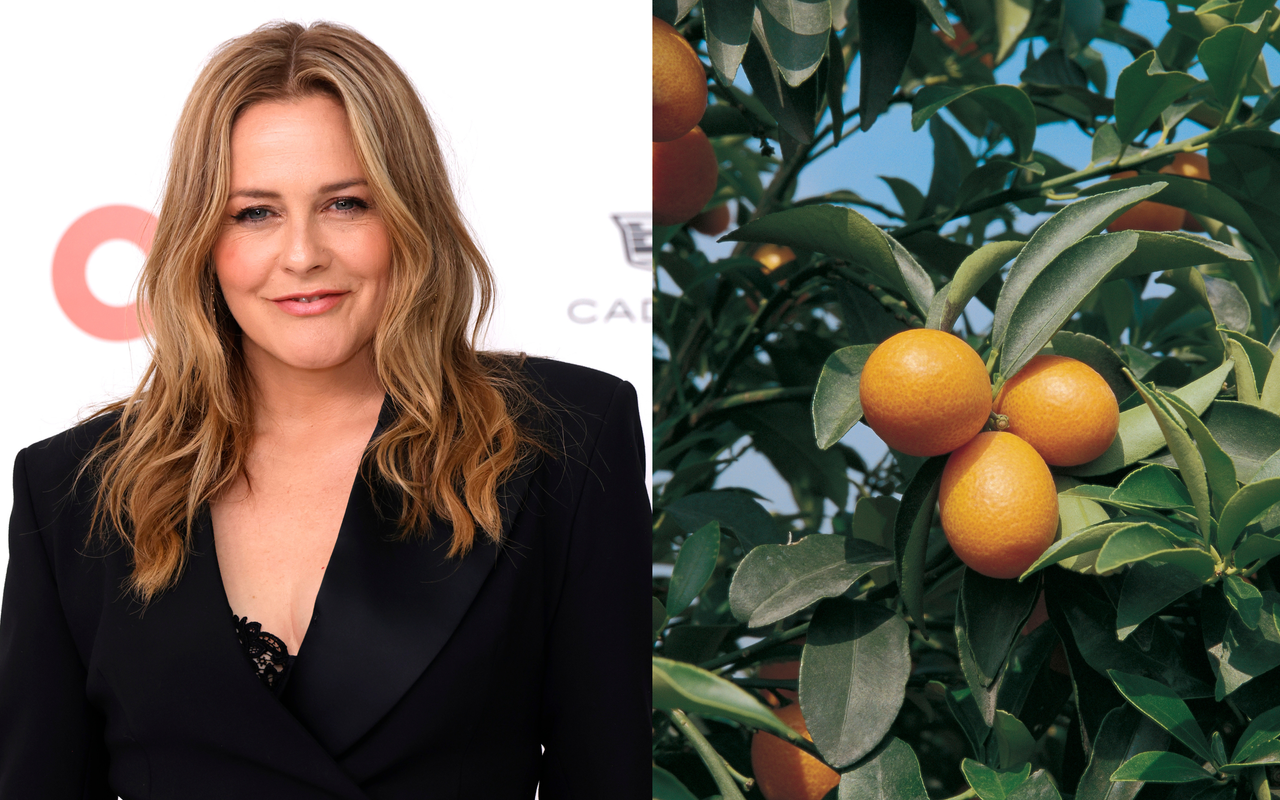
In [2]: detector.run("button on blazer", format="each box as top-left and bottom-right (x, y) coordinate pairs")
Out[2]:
(0, 358), (651, 799)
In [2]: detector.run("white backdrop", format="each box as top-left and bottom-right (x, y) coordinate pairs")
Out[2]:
(1, 3), (651, 592)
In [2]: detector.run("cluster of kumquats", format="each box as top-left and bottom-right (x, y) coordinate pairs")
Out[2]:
(860, 329), (1120, 581)
(746, 332), (1121, 800)
(652, 17), (720, 229)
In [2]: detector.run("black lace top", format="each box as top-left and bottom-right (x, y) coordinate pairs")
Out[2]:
(232, 614), (296, 696)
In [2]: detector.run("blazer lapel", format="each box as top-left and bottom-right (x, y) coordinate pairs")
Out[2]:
(96, 510), (372, 798)
(280, 403), (536, 756)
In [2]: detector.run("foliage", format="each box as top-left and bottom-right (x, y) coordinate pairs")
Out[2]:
(651, 1), (1280, 798)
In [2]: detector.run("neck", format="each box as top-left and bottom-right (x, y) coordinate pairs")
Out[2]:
(243, 347), (385, 437)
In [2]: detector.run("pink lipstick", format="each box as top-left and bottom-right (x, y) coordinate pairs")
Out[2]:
(272, 290), (347, 316)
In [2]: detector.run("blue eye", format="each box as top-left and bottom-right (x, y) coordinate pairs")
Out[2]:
(234, 207), (270, 222)
(333, 198), (369, 213)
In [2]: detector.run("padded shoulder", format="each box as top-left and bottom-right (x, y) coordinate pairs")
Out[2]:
(17, 412), (120, 500)
(519, 356), (628, 413)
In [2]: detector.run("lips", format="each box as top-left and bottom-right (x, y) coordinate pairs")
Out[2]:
(271, 290), (348, 316)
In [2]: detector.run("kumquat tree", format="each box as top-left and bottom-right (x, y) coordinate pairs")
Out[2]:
(652, 1), (1280, 799)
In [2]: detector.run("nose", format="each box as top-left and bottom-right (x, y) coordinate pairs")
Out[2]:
(281, 214), (328, 275)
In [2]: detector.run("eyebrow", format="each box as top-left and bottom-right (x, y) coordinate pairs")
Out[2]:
(227, 179), (369, 200)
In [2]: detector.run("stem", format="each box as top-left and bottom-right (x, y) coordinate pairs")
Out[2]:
(689, 386), (815, 427)
(1251, 765), (1271, 800)
(700, 622), (810, 671)
(699, 264), (831, 404)
(939, 788), (979, 800)
(667, 710), (750, 800)
(892, 127), (1223, 239)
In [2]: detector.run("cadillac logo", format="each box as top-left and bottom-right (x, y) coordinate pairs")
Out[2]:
(611, 213), (652, 269)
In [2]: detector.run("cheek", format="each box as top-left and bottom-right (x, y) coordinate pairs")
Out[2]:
(350, 226), (393, 294)
(211, 235), (262, 297)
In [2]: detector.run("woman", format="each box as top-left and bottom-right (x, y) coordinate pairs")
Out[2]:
(0, 21), (649, 799)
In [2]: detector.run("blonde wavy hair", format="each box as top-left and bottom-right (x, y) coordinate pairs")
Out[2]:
(87, 21), (540, 602)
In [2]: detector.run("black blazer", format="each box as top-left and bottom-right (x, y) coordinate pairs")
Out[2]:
(0, 358), (650, 799)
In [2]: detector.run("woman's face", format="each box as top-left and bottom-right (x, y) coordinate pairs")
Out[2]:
(212, 94), (391, 380)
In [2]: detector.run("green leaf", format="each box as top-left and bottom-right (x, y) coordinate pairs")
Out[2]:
(1159, 269), (1251, 336)
(916, 0), (954, 38)
(1113, 52), (1201, 147)
(927, 243), (1024, 333)
(1232, 705), (1280, 763)
(1107, 669), (1215, 762)
(1127, 378), (1212, 539)
(1089, 171), (1277, 257)
(910, 85), (1037, 161)
(955, 592), (1001, 728)
(1054, 574), (1215, 698)
(724, 205), (934, 314)
(1006, 770), (1063, 800)
(704, 0), (754, 84)
(1109, 464), (1194, 512)
(953, 160), (1044, 215)
(944, 682), (993, 761)
(1223, 331), (1273, 396)
(857, 0), (918, 131)
(1075, 703), (1172, 800)
(893, 456), (947, 631)
(734, 401), (850, 511)
(881, 176), (925, 222)
(1092, 123), (1125, 166)
(837, 736), (929, 800)
(1235, 534), (1280, 567)
(801, 598), (910, 768)
(1019, 521), (1138, 579)
(1110, 751), (1215, 783)
(850, 495), (898, 587)
(1109, 232), (1252, 284)
(654, 0), (698, 25)
(992, 710), (1036, 770)
(991, 184), (1165, 352)
(812, 345), (877, 449)
(654, 597), (667, 640)
(1202, 586), (1280, 699)
(922, 116), (978, 221)
(1094, 523), (1214, 577)
(653, 656), (804, 741)
(740, 25), (817, 145)
(883, 235), (936, 318)
(1198, 16), (1270, 115)
(667, 522), (722, 617)
(1211, 730), (1229, 768)
(1218, 477), (1280, 554)
(997, 232), (1141, 382)
(1053, 475), (1114, 574)
(653, 765), (700, 800)
(1225, 574), (1263, 629)
(1260, 346), (1280, 414)
(1228, 338), (1260, 404)
(664, 491), (787, 550)
(962, 569), (1041, 686)
(1116, 561), (1206, 640)
(1160, 393), (1240, 516)
(836, 282), (908, 346)
(1067, 360), (1234, 477)
(993, 0), (1033, 63)
(757, 0), (832, 87)
(962, 758), (1031, 800)
(728, 534), (894, 627)
(1149, 401), (1280, 484)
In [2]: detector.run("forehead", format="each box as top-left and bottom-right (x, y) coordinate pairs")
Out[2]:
(227, 96), (365, 185)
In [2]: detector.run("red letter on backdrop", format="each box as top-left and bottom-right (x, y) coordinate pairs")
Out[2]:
(52, 205), (157, 341)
